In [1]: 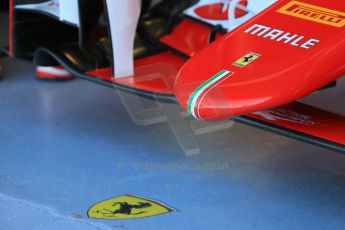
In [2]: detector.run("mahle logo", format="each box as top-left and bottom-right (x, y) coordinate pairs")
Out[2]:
(277, 1), (345, 28)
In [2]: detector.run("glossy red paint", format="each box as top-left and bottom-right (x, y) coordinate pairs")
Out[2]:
(194, 1), (248, 20)
(87, 52), (185, 94)
(246, 102), (345, 146)
(175, 0), (345, 121)
(36, 66), (74, 81)
(9, 0), (13, 57)
(160, 19), (223, 57)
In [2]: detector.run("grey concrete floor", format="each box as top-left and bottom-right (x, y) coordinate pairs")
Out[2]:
(1, 10), (345, 230)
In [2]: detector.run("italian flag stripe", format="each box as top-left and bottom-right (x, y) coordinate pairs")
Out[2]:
(188, 70), (232, 119)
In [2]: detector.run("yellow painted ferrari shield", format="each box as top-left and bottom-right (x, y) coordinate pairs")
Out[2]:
(233, 52), (260, 67)
(87, 195), (175, 219)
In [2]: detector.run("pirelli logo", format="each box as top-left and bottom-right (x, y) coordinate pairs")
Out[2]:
(277, 1), (345, 28)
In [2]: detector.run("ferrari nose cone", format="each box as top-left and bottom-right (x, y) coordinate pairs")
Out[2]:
(175, 0), (345, 122)
(175, 69), (236, 121)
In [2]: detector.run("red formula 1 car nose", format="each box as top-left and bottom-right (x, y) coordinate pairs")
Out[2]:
(175, 69), (238, 121)
(175, 0), (345, 121)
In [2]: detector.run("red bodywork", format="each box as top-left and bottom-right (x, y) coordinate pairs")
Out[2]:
(87, 0), (345, 148)
(160, 19), (222, 57)
(194, 1), (248, 20)
(9, 0), (13, 57)
(246, 102), (345, 146)
(87, 52), (185, 94)
(175, 0), (345, 121)
(6, 0), (345, 151)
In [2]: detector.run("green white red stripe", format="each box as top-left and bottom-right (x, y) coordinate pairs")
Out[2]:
(188, 70), (233, 120)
